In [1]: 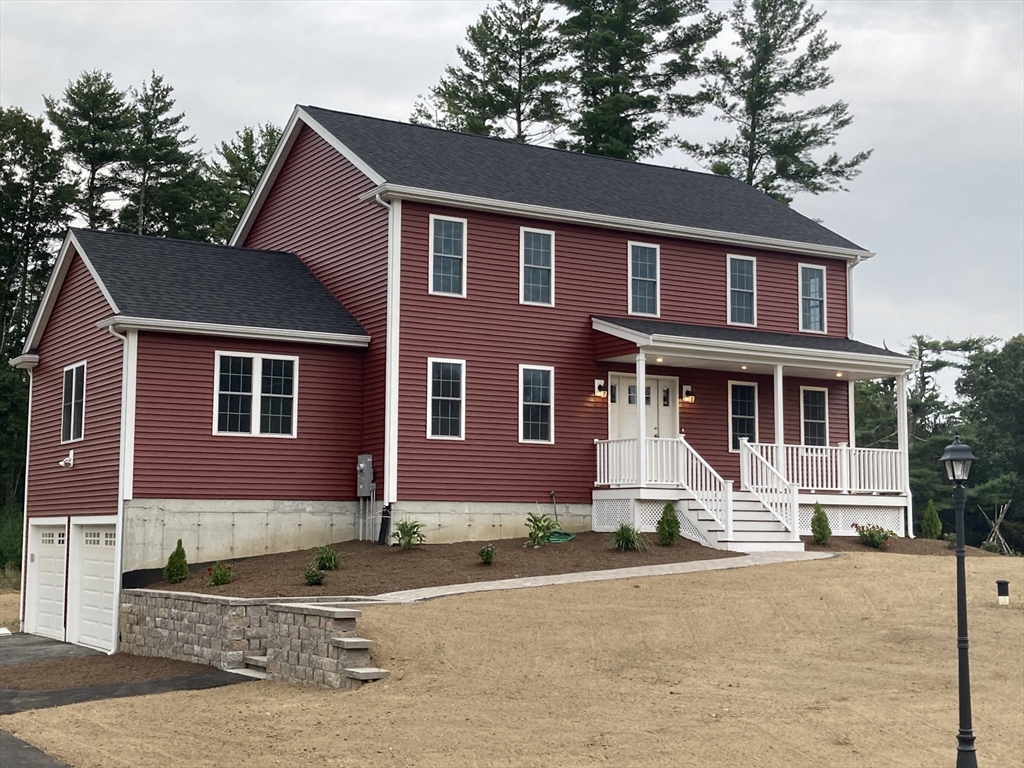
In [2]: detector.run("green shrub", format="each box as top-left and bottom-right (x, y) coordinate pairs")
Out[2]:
(851, 523), (896, 550)
(810, 502), (832, 545)
(943, 532), (957, 549)
(655, 502), (680, 547)
(304, 565), (326, 585)
(609, 523), (649, 552)
(524, 512), (558, 548)
(921, 500), (942, 539)
(312, 544), (341, 571)
(163, 539), (189, 584)
(980, 540), (1000, 553)
(477, 544), (496, 565)
(206, 561), (233, 586)
(393, 519), (426, 550)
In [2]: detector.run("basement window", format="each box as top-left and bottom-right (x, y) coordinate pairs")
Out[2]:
(61, 362), (86, 443)
(215, 352), (297, 438)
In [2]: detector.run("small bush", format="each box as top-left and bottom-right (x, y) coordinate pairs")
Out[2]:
(206, 561), (233, 586)
(163, 539), (189, 584)
(304, 565), (326, 585)
(393, 519), (426, 550)
(980, 540), (1000, 554)
(921, 500), (942, 539)
(312, 544), (341, 571)
(524, 512), (558, 548)
(477, 544), (496, 565)
(851, 523), (896, 550)
(609, 523), (649, 552)
(810, 502), (832, 545)
(656, 502), (680, 547)
(943, 532), (957, 549)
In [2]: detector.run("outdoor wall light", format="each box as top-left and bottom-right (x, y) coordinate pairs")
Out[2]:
(681, 385), (695, 404)
(594, 380), (607, 397)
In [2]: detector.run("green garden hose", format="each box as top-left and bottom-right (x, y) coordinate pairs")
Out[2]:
(548, 492), (576, 543)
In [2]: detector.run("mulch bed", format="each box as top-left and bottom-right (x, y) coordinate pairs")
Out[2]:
(0, 655), (209, 691)
(151, 531), (742, 598)
(802, 535), (997, 556)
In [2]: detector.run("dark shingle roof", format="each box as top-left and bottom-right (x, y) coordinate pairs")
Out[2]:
(302, 106), (866, 253)
(72, 229), (366, 337)
(594, 316), (908, 359)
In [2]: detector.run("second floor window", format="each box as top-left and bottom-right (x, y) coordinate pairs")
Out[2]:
(428, 358), (465, 439)
(215, 353), (297, 437)
(801, 387), (828, 446)
(728, 256), (756, 325)
(630, 242), (659, 316)
(521, 229), (554, 305)
(61, 362), (86, 442)
(800, 265), (826, 332)
(729, 382), (757, 451)
(430, 216), (466, 297)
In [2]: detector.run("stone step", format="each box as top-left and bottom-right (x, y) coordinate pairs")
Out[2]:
(243, 653), (268, 669)
(226, 666), (268, 680)
(330, 636), (374, 650)
(343, 667), (390, 682)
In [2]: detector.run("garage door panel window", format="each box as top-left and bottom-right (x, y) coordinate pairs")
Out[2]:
(215, 352), (297, 437)
(61, 362), (86, 443)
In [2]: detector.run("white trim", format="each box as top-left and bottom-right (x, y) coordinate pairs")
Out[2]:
(9, 354), (39, 369)
(627, 241), (660, 318)
(123, 330), (138, 500)
(726, 254), (757, 327)
(383, 197), (402, 504)
(798, 263), (827, 334)
(426, 357), (466, 441)
(728, 380), (759, 453)
(848, 379), (856, 449)
(519, 227), (556, 307)
(518, 364), (555, 444)
(99, 316), (369, 347)
(60, 361), (87, 444)
(799, 385), (830, 446)
(213, 352), (300, 438)
(364, 184), (874, 263)
(19, 369), (34, 625)
(428, 214), (468, 298)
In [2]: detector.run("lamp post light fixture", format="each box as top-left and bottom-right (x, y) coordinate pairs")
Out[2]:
(939, 435), (980, 768)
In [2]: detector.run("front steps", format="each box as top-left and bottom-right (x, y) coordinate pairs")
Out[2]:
(678, 491), (805, 554)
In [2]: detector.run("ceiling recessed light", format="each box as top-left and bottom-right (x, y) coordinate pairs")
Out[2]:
(741, 365), (747, 370)
(656, 357), (663, 363)
(836, 372), (843, 378)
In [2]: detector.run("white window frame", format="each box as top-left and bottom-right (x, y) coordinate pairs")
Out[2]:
(727, 254), (757, 327)
(212, 351), (299, 438)
(799, 263), (827, 334)
(519, 227), (556, 307)
(800, 386), (830, 447)
(426, 357), (466, 441)
(627, 241), (660, 317)
(728, 380), (759, 453)
(61, 361), (87, 444)
(428, 214), (468, 298)
(518, 364), (555, 444)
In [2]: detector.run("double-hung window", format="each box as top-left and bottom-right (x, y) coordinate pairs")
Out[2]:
(428, 358), (465, 439)
(801, 387), (828, 447)
(521, 228), (554, 305)
(729, 382), (758, 451)
(430, 215), (467, 297)
(61, 362), (86, 442)
(629, 242), (659, 316)
(519, 365), (554, 443)
(215, 353), (297, 437)
(728, 255), (756, 325)
(800, 265), (826, 332)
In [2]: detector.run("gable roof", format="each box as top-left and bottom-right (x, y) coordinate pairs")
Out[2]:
(294, 106), (867, 256)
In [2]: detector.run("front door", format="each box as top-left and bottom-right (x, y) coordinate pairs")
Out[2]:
(608, 374), (678, 440)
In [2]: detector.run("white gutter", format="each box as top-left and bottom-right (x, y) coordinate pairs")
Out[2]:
(97, 316), (370, 348)
(373, 193), (401, 506)
(106, 323), (130, 655)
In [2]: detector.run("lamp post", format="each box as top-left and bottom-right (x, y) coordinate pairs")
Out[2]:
(939, 435), (979, 768)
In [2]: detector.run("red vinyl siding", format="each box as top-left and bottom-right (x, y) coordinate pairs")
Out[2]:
(243, 124), (389, 486)
(132, 333), (362, 500)
(27, 251), (122, 518)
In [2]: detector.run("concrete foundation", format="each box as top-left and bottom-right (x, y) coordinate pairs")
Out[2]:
(392, 500), (592, 544)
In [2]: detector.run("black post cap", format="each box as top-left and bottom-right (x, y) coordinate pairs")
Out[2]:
(996, 580), (1010, 597)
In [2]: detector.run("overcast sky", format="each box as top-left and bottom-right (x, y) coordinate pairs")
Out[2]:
(2, 0), (1022, 360)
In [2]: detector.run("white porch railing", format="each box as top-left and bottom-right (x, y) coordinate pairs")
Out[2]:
(739, 439), (800, 541)
(750, 443), (904, 494)
(595, 438), (638, 486)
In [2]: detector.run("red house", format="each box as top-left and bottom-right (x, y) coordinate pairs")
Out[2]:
(10, 106), (917, 652)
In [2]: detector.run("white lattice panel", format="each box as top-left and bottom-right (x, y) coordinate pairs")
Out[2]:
(593, 499), (632, 532)
(637, 501), (665, 532)
(678, 512), (710, 545)
(799, 504), (905, 536)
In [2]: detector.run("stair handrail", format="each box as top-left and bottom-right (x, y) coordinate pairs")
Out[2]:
(739, 438), (800, 541)
(677, 434), (734, 540)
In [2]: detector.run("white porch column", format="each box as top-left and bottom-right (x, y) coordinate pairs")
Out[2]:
(848, 379), (856, 448)
(897, 371), (914, 537)
(636, 351), (647, 487)
(773, 364), (785, 478)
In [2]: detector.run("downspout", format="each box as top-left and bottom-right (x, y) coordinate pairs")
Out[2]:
(373, 193), (401, 517)
(106, 323), (129, 654)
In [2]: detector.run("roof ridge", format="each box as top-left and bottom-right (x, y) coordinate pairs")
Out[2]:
(71, 227), (298, 259)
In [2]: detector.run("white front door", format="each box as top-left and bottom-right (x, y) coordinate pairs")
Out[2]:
(31, 525), (67, 640)
(608, 375), (678, 440)
(76, 525), (117, 651)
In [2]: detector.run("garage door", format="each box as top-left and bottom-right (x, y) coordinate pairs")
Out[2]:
(33, 526), (66, 640)
(77, 525), (117, 651)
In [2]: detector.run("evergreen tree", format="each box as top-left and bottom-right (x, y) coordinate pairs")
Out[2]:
(412, 0), (566, 142)
(920, 500), (942, 539)
(210, 122), (282, 242)
(681, 0), (871, 203)
(557, 0), (721, 160)
(44, 70), (132, 228)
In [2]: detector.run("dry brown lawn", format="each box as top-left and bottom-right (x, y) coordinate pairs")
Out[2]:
(0, 590), (20, 632)
(3, 552), (1023, 768)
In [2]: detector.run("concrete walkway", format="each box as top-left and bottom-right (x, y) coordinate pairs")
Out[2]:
(377, 550), (837, 602)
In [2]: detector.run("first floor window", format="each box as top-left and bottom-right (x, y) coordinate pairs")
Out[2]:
(730, 382), (757, 451)
(430, 216), (466, 296)
(729, 256), (756, 325)
(61, 362), (86, 442)
(520, 365), (553, 443)
(802, 388), (828, 446)
(428, 358), (465, 439)
(216, 353), (296, 437)
(630, 243), (659, 315)
(800, 265), (826, 332)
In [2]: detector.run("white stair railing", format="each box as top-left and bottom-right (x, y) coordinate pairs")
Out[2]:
(740, 439), (799, 541)
(677, 434), (733, 540)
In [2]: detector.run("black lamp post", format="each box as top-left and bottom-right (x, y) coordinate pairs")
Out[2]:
(939, 435), (980, 768)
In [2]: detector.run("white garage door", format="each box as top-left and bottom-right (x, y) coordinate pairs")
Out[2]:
(33, 526), (66, 640)
(77, 525), (117, 651)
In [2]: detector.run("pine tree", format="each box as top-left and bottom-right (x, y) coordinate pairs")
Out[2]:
(163, 539), (189, 584)
(810, 501), (831, 545)
(44, 71), (132, 228)
(920, 500), (942, 539)
(681, 0), (871, 204)
(412, 0), (566, 142)
(210, 123), (282, 242)
(557, 0), (721, 160)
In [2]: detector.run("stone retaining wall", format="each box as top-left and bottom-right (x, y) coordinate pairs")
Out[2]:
(265, 603), (365, 689)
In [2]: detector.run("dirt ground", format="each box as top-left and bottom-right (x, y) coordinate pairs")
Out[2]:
(802, 535), (997, 556)
(0, 591), (19, 632)
(0, 654), (210, 690)
(3, 552), (1022, 768)
(153, 531), (740, 597)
